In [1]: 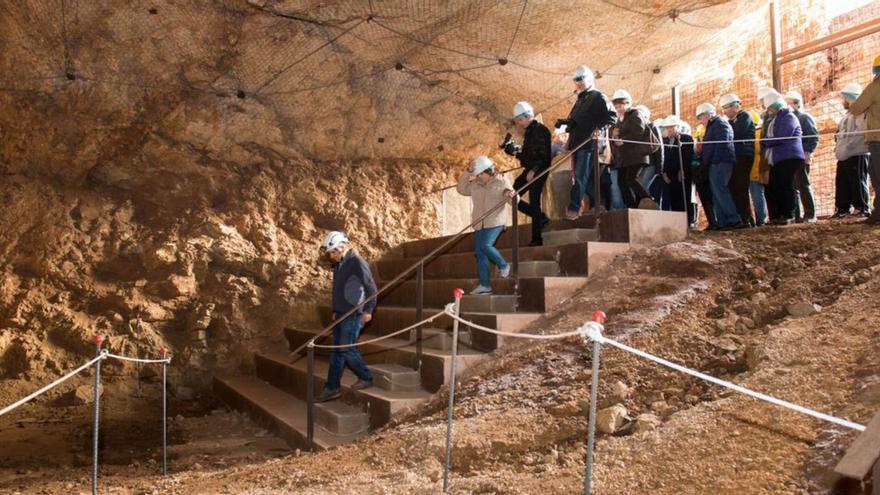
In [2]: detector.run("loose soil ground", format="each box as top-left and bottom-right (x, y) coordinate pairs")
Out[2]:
(2, 218), (879, 494)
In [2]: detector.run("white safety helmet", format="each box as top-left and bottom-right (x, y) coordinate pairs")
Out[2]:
(783, 90), (803, 104)
(763, 89), (785, 109)
(695, 103), (716, 118)
(757, 87), (774, 100)
(719, 93), (740, 108)
(471, 155), (495, 176)
(635, 105), (651, 120)
(320, 231), (349, 254)
(660, 114), (681, 128)
(841, 83), (862, 100)
(512, 101), (534, 119)
(554, 125), (568, 135)
(611, 89), (632, 102)
(679, 120), (692, 135)
(573, 65), (594, 87)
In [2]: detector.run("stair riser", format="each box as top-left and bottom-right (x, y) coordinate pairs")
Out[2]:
(376, 244), (580, 280)
(401, 215), (599, 258)
(378, 277), (587, 313)
(213, 378), (316, 451)
(459, 295), (518, 313)
(542, 229), (600, 246)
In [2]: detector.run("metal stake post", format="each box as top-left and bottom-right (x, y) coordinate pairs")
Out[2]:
(161, 346), (168, 476)
(676, 138), (689, 228)
(92, 334), (105, 495)
(583, 311), (606, 495)
(442, 289), (464, 494)
(306, 343), (315, 446)
(592, 138), (601, 211)
(415, 262), (424, 371)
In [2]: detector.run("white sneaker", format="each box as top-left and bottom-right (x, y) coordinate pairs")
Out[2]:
(470, 285), (492, 295)
(498, 265), (511, 279)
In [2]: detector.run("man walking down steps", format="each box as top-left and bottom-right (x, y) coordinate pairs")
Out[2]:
(316, 231), (377, 402)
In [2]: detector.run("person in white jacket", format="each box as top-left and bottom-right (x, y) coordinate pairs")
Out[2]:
(833, 83), (871, 218)
(457, 156), (516, 295)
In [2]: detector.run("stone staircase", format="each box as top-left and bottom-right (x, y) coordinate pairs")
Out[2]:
(214, 209), (687, 451)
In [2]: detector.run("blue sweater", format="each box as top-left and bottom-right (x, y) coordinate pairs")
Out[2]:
(701, 116), (736, 166)
(729, 111), (755, 158)
(332, 250), (378, 315)
(763, 108), (804, 164)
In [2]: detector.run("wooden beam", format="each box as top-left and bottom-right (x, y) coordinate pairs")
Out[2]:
(778, 17), (880, 65)
(769, 1), (781, 89)
(835, 411), (880, 480)
(671, 85), (680, 117)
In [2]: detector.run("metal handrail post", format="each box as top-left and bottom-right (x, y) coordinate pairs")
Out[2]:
(592, 138), (601, 211)
(160, 346), (169, 476)
(91, 334), (104, 495)
(415, 262), (424, 371)
(511, 195), (519, 284)
(306, 343), (315, 446)
(442, 289), (464, 493)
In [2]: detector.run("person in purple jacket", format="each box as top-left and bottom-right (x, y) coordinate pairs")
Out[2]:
(761, 90), (805, 225)
(695, 103), (744, 230)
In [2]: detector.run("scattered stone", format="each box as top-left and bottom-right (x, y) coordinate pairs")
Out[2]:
(611, 381), (630, 401)
(770, 278), (783, 289)
(854, 269), (872, 285)
(60, 384), (103, 406)
(595, 404), (628, 434)
(633, 413), (662, 433)
(786, 302), (821, 318)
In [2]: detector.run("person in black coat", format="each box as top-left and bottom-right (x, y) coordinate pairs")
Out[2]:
(554, 65), (617, 219)
(504, 101), (551, 245)
(658, 115), (695, 214)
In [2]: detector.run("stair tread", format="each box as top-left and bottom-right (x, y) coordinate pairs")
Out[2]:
(382, 240), (602, 264)
(377, 275), (590, 286)
(215, 375), (360, 450)
(258, 351), (432, 402)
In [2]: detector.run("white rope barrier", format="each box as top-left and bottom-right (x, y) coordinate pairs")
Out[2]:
(310, 310), (447, 349)
(105, 353), (172, 364)
(443, 303), (596, 340)
(584, 326), (866, 432)
(0, 351), (109, 417)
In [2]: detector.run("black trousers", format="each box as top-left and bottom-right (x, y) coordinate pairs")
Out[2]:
(513, 170), (549, 243)
(619, 165), (650, 208)
(768, 158), (801, 220)
(835, 155), (870, 213)
(695, 180), (715, 227)
(730, 154), (754, 224)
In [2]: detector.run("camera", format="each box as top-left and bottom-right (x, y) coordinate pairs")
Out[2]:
(499, 132), (520, 156)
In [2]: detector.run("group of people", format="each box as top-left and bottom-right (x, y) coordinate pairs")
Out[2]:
(458, 56), (880, 294)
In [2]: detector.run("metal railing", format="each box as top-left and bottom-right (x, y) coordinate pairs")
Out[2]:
(297, 132), (601, 446)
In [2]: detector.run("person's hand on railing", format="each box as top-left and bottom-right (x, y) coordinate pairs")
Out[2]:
(526, 170), (535, 182)
(503, 189), (516, 199)
(362, 313), (372, 325)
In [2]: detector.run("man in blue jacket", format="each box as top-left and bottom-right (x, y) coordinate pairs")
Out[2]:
(720, 94), (756, 226)
(785, 91), (818, 223)
(316, 231), (377, 402)
(696, 103), (744, 229)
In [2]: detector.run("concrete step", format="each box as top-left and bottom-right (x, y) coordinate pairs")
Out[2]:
(410, 327), (473, 351)
(317, 305), (542, 340)
(460, 294), (518, 313)
(374, 241), (629, 280)
(314, 400), (370, 437)
(398, 215), (599, 259)
(377, 276), (589, 313)
(517, 260), (559, 277)
(255, 351), (432, 428)
(542, 228), (599, 246)
(369, 363), (421, 392)
(598, 209), (687, 247)
(285, 327), (487, 393)
(213, 375), (361, 451)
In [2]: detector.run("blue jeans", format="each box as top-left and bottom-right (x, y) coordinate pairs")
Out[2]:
(568, 149), (594, 213)
(325, 313), (373, 391)
(709, 162), (741, 227)
(474, 226), (506, 287)
(749, 181), (767, 224)
(608, 168), (625, 210)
